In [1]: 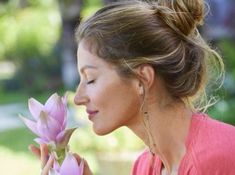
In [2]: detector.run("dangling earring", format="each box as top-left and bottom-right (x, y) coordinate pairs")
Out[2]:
(140, 85), (157, 155)
(142, 109), (157, 155)
(140, 86), (157, 173)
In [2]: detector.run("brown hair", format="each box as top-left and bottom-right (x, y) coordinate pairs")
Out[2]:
(75, 0), (224, 111)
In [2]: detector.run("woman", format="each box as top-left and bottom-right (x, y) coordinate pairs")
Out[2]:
(31, 0), (235, 174)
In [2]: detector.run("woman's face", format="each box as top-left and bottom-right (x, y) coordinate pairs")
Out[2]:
(74, 41), (141, 135)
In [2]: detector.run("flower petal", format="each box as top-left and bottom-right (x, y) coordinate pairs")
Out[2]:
(62, 92), (68, 108)
(61, 93), (68, 129)
(19, 115), (39, 136)
(56, 128), (77, 147)
(34, 137), (48, 145)
(53, 160), (61, 172)
(44, 93), (67, 125)
(49, 169), (60, 175)
(28, 98), (44, 120)
(60, 154), (82, 175)
(37, 111), (61, 142)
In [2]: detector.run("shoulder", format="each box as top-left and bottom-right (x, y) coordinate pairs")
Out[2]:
(131, 150), (161, 175)
(187, 113), (235, 174)
(194, 113), (235, 146)
(132, 150), (150, 175)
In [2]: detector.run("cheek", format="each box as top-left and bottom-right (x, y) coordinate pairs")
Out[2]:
(96, 80), (140, 122)
(94, 79), (139, 108)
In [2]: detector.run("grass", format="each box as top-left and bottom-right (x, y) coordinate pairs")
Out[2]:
(0, 128), (40, 175)
(0, 128), (35, 153)
(0, 88), (66, 104)
(0, 90), (29, 104)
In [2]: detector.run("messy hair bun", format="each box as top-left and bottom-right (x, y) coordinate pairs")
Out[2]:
(156, 0), (204, 36)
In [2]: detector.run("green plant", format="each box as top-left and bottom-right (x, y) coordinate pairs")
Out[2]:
(0, 1), (62, 93)
(0, 128), (35, 153)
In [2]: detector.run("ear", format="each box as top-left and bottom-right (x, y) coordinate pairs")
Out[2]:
(134, 64), (156, 95)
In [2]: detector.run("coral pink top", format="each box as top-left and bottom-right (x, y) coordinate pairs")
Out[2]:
(132, 113), (235, 175)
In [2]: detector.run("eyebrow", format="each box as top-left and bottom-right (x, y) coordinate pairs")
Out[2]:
(80, 65), (98, 74)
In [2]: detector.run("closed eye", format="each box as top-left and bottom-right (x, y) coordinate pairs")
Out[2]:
(87, 80), (95, 84)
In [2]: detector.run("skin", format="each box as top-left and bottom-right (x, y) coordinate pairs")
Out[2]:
(74, 41), (143, 136)
(30, 40), (193, 175)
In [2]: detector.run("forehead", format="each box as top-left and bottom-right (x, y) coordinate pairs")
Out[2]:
(77, 41), (115, 73)
(77, 41), (100, 69)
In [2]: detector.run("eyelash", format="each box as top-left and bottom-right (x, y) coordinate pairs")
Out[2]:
(87, 80), (95, 84)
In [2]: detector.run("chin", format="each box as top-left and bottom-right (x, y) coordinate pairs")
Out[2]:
(92, 125), (117, 136)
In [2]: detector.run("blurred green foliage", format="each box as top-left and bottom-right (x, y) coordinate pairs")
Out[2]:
(0, 128), (35, 152)
(0, 0), (62, 93)
(0, 0), (60, 60)
(219, 39), (235, 81)
(0, 0), (104, 94)
(70, 126), (144, 153)
(81, 0), (102, 18)
(207, 39), (235, 124)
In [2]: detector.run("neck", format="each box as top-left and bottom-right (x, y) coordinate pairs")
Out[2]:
(127, 101), (192, 174)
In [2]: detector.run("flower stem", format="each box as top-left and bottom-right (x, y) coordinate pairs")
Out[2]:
(56, 147), (67, 165)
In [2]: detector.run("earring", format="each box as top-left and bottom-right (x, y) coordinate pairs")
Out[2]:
(140, 87), (157, 155)
(142, 110), (157, 155)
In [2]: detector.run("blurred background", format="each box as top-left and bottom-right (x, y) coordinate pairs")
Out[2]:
(0, 0), (234, 174)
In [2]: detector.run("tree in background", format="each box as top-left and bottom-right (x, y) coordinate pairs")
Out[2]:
(0, 0), (62, 93)
(58, 0), (82, 89)
(0, 0), (117, 93)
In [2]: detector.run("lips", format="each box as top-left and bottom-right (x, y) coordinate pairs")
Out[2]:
(86, 109), (98, 120)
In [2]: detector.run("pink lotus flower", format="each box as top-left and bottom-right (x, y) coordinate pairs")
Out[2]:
(20, 92), (83, 172)
(20, 93), (76, 148)
(49, 153), (84, 175)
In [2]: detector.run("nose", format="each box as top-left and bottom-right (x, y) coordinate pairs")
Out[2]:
(74, 84), (89, 106)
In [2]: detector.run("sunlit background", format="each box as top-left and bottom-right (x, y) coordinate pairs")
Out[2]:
(0, 0), (234, 174)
